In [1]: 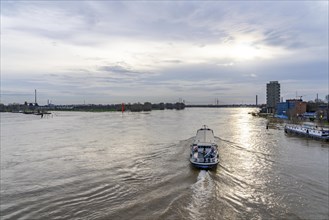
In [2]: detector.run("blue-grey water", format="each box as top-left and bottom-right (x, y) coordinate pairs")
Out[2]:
(1, 108), (328, 220)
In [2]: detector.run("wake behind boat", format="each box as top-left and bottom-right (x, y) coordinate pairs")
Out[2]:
(190, 125), (219, 169)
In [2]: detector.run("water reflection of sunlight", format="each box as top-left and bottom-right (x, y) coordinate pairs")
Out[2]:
(238, 120), (251, 149)
(223, 109), (276, 214)
(231, 109), (253, 149)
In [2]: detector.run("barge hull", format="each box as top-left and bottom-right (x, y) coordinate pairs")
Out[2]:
(284, 128), (329, 141)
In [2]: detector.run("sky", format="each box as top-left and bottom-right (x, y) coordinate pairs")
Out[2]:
(1, 1), (328, 105)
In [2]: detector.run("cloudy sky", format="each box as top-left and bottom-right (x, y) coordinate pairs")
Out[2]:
(1, 1), (328, 105)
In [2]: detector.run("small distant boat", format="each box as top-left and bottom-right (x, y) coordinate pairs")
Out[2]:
(189, 125), (219, 169)
(23, 110), (51, 116)
(284, 123), (329, 141)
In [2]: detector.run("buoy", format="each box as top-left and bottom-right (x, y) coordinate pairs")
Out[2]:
(121, 103), (125, 113)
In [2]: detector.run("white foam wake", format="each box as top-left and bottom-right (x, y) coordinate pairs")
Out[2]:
(186, 170), (215, 220)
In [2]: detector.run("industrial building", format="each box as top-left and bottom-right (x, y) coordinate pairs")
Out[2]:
(276, 99), (307, 119)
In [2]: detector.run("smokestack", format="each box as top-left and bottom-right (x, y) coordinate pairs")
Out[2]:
(35, 89), (37, 104)
(256, 95), (258, 106)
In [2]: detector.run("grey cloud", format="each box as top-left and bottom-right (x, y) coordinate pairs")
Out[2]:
(261, 29), (306, 50)
(99, 65), (137, 75)
(4, 1), (326, 50)
(162, 60), (183, 64)
(2, 1), (328, 105)
(97, 63), (155, 82)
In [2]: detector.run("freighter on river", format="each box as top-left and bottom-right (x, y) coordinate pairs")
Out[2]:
(189, 125), (219, 169)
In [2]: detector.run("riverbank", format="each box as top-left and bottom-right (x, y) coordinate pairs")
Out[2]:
(0, 102), (185, 113)
(252, 111), (329, 127)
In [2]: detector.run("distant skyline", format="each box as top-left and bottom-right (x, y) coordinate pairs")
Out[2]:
(1, 1), (328, 105)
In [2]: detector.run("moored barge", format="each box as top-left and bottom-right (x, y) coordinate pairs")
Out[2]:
(284, 123), (329, 141)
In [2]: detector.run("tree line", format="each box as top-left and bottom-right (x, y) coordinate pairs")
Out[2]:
(0, 102), (185, 112)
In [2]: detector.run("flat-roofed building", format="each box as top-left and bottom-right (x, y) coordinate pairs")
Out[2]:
(286, 99), (307, 116)
(277, 99), (307, 118)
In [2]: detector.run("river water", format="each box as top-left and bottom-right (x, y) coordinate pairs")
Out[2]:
(1, 108), (328, 220)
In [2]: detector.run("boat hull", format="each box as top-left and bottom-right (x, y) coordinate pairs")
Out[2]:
(189, 159), (219, 169)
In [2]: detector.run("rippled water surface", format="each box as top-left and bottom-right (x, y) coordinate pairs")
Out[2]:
(1, 108), (328, 219)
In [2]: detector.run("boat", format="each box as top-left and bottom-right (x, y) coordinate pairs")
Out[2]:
(189, 125), (219, 169)
(284, 123), (329, 141)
